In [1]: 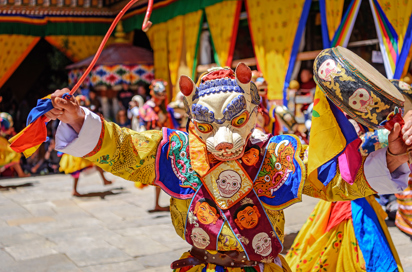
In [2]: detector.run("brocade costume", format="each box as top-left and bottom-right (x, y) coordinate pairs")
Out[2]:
(396, 176), (412, 236)
(55, 66), (409, 272)
(0, 113), (21, 172)
(0, 136), (21, 171)
(286, 130), (404, 272)
(59, 154), (93, 178)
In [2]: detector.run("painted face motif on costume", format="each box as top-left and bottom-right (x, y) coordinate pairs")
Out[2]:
(190, 227), (210, 249)
(318, 59), (337, 81)
(194, 199), (220, 225)
(179, 64), (260, 162)
(349, 88), (373, 112)
(216, 170), (242, 198)
(252, 232), (272, 257)
(234, 202), (261, 230)
(242, 148), (260, 166)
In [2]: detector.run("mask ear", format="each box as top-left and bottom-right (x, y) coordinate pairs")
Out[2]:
(179, 75), (196, 97)
(235, 63), (252, 84)
(235, 63), (253, 99)
(179, 75), (197, 119)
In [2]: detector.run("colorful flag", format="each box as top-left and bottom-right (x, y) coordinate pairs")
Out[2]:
(9, 95), (53, 157)
(330, 0), (362, 47)
(308, 87), (362, 188)
(370, 0), (399, 79)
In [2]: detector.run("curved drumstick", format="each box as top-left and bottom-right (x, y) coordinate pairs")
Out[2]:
(69, 0), (153, 96)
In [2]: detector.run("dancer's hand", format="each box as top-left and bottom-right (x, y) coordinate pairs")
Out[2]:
(387, 110), (412, 172)
(44, 88), (85, 133)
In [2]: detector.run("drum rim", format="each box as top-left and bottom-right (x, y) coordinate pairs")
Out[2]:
(332, 47), (404, 106)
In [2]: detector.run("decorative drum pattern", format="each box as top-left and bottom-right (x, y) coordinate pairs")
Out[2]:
(313, 46), (404, 130)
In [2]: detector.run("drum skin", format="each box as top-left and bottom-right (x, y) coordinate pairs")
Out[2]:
(313, 47), (404, 130)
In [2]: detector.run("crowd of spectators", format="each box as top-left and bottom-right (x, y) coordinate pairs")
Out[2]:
(0, 82), (154, 178)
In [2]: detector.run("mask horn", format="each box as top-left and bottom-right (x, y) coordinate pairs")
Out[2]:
(179, 75), (196, 97)
(235, 63), (252, 84)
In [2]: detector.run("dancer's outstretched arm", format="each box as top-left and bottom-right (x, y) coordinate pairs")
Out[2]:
(47, 88), (163, 185)
(301, 113), (412, 202)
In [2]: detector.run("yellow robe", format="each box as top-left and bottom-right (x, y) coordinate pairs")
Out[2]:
(0, 136), (21, 169)
(285, 196), (403, 272)
(59, 154), (93, 175)
(80, 120), (378, 271)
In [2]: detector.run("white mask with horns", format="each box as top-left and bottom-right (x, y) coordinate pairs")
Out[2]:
(179, 63), (260, 161)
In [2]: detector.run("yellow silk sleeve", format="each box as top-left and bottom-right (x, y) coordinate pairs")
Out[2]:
(84, 120), (163, 185)
(300, 145), (377, 202)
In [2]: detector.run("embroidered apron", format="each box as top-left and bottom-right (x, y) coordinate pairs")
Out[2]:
(185, 160), (283, 262)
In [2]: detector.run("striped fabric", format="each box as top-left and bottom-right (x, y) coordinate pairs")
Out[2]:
(396, 178), (412, 236)
(369, 0), (399, 79)
(330, 0), (362, 47)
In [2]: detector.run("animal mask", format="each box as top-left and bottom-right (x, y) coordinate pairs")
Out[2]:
(179, 63), (260, 161)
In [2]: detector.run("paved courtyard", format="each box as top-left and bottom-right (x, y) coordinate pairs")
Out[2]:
(0, 170), (411, 272)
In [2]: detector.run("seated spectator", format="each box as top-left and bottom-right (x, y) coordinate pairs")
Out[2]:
(128, 95), (145, 132)
(89, 89), (102, 115)
(117, 83), (134, 110)
(299, 69), (316, 91)
(46, 139), (61, 173)
(116, 109), (130, 128)
(22, 143), (50, 175)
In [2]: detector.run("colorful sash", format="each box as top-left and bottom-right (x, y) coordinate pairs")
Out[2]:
(184, 185), (225, 250)
(158, 131), (305, 262)
(185, 160), (283, 262)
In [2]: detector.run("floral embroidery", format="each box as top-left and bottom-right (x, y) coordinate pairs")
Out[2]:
(296, 257), (313, 272)
(96, 154), (114, 166)
(352, 241), (360, 263)
(308, 211), (316, 222)
(288, 242), (301, 258)
(332, 231), (343, 250)
(312, 247), (330, 271)
(314, 258), (329, 272)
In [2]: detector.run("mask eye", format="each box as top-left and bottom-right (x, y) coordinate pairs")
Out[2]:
(231, 111), (249, 128)
(195, 122), (213, 133)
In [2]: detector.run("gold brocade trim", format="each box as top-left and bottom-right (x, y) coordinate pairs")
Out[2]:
(188, 122), (210, 176)
(83, 117), (105, 158)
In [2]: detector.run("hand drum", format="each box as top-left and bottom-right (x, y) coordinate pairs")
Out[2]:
(313, 46), (404, 130)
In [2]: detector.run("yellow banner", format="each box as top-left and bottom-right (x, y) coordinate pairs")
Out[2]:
(0, 35), (40, 89)
(377, 0), (412, 49)
(246, 0), (306, 100)
(45, 36), (104, 62)
(205, 0), (241, 67)
(184, 10), (203, 78)
(147, 22), (170, 94)
(167, 15), (184, 99)
(326, 0), (345, 41)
